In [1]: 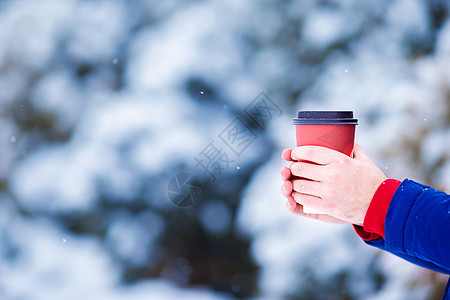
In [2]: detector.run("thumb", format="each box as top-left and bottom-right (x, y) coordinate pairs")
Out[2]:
(353, 143), (371, 162)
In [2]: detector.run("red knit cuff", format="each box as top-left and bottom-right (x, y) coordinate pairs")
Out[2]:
(353, 225), (382, 241)
(353, 179), (402, 241)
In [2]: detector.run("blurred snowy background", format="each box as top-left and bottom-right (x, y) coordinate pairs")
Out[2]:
(0, 0), (449, 299)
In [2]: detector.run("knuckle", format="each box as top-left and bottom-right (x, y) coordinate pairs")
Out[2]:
(322, 186), (334, 201)
(303, 147), (316, 159)
(289, 162), (297, 174)
(335, 158), (347, 166)
(296, 193), (308, 205)
(291, 148), (299, 160)
(292, 179), (300, 191)
(291, 179), (297, 190)
(290, 162), (301, 176)
(320, 192), (333, 209)
(325, 167), (339, 182)
(292, 147), (314, 161)
(320, 186), (330, 198)
(306, 194), (316, 205)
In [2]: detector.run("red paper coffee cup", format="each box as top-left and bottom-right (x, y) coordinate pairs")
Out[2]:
(293, 111), (358, 157)
(292, 111), (358, 214)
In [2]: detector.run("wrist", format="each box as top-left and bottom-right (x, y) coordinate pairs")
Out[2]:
(354, 179), (402, 241)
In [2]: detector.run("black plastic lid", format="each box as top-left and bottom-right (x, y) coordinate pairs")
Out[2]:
(293, 111), (358, 125)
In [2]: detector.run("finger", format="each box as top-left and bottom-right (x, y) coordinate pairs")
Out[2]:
(281, 181), (293, 198)
(292, 179), (323, 197)
(280, 166), (292, 181)
(286, 196), (303, 214)
(289, 162), (324, 181)
(353, 143), (371, 162)
(281, 148), (295, 162)
(287, 196), (311, 216)
(286, 196), (348, 224)
(307, 213), (350, 224)
(291, 146), (346, 165)
(293, 191), (325, 212)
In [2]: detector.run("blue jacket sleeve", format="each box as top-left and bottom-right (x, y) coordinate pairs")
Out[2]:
(366, 179), (450, 275)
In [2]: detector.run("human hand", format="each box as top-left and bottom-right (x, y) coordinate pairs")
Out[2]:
(281, 149), (349, 224)
(281, 144), (387, 226)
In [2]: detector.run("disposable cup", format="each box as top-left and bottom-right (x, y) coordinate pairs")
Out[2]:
(292, 111), (358, 213)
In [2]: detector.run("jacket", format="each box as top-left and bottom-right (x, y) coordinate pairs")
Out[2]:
(354, 179), (450, 299)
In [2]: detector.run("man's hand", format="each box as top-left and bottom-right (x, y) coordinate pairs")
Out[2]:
(280, 144), (387, 226)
